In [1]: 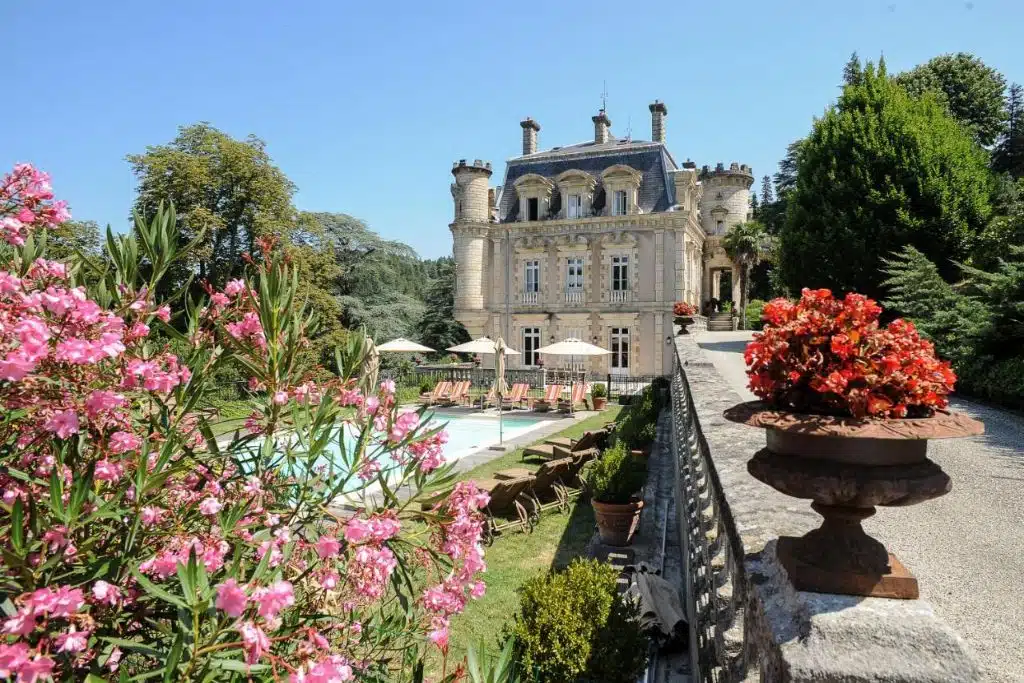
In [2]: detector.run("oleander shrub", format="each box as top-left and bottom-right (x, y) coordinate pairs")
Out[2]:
(0, 164), (489, 681)
(506, 559), (647, 683)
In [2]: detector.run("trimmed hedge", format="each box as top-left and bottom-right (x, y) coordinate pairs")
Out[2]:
(506, 559), (647, 682)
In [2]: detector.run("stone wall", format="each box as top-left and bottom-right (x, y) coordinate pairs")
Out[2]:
(671, 336), (980, 682)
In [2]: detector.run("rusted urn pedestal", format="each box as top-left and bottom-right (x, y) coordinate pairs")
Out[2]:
(674, 316), (694, 335)
(724, 402), (984, 599)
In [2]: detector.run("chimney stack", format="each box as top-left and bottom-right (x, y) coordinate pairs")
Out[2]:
(592, 110), (611, 144)
(520, 118), (540, 155)
(649, 100), (667, 144)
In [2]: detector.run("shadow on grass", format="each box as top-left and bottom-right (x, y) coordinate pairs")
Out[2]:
(550, 495), (596, 572)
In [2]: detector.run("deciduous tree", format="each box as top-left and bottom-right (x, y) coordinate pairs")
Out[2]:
(896, 52), (1008, 147)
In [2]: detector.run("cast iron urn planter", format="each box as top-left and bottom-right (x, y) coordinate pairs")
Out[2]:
(674, 315), (694, 335)
(724, 402), (984, 599)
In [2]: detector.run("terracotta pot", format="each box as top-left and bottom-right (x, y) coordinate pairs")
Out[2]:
(592, 499), (644, 546)
(592, 396), (607, 410)
(723, 401), (984, 599)
(674, 315), (694, 335)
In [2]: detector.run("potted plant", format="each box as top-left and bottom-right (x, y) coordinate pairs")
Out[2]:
(673, 301), (697, 334)
(585, 442), (647, 546)
(591, 382), (608, 410)
(724, 289), (983, 598)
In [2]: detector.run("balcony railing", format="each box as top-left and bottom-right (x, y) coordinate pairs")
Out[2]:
(520, 291), (539, 305)
(564, 290), (584, 305)
(609, 289), (631, 303)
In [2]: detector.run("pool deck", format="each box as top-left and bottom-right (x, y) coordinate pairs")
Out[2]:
(422, 405), (595, 475)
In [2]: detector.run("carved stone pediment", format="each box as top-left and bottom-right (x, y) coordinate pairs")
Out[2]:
(553, 233), (590, 250)
(514, 234), (549, 251)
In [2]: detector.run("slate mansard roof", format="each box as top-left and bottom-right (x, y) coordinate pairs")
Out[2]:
(497, 138), (679, 223)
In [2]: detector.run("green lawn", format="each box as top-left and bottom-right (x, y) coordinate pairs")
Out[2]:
(437, 406), (622, 668)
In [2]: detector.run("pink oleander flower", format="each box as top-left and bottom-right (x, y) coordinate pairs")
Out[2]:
(272, 390), (289, 406)
(253, 580), (294, 620)
(91, 580), (122, 606)
(199, 497), (223, 516)
(155, 304), (171, 323)
(224, 279), (246, 296)
(54, 626), (90, 653)
(316, 535), (341, 559)
(216, 579), (248, 618)
(109, 431), (141, 454)
(44, 409), (79, 439)
(238, 621), (270, 664)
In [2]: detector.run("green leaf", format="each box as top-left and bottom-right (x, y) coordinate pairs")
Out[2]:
(129, 566), (189, 610)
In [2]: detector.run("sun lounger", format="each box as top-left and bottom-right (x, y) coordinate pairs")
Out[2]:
(532, 384), (562, 412)
(508, 383), (530, 408)
(420, 380), (452, 406)
(496, 457), (576, 515)
(440, 380), (470, 407)
(557, 382), (588, 413)
(523, 428), (604, 462)
(476, 475), (537, 543)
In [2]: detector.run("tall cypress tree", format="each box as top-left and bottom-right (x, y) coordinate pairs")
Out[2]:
(760, 175), (774, 206)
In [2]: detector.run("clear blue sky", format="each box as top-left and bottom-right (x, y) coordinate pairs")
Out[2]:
(2, 0), (1022, 259)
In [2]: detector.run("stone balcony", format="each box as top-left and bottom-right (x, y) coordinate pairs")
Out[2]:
(519, 290), (539, 305)
(563, 290), (584, 306)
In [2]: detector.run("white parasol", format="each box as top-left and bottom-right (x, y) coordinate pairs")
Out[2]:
(376, 337), (436, 353)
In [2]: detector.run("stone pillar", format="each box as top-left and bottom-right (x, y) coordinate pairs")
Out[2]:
(732, 264), (742, 307)
(712, 270), (722, 300)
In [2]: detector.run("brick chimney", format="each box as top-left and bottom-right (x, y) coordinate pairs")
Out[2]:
(520, 118), (540, 155)
(649, 100), (667, 144)
(592, 110), (611, 144)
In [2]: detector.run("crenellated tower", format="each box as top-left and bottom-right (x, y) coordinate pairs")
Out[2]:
(698, 162), (754, 236)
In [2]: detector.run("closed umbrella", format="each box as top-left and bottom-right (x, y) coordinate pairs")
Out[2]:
(494, 337), (510, 444)
(359, 336), (380, 396)
(535, 338), (612, 414)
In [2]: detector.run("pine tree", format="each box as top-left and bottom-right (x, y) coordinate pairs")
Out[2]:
(760, 175), (774, 205)
(993, 83), (1024, 178)
(750, 191), (759, 215)
(842, 51), (862, 86)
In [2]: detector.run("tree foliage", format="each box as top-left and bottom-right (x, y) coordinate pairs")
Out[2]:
(895, 52), (1008, 147)
(126, 123), (296, 296)
(419, 257), (469, 353)
(722, 221), (771, 329)
(46, 219), (102, 262)
(779, 57), (992, 300)
(993, 83), (1024, 178)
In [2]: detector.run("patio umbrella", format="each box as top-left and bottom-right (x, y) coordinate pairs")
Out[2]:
(535, 338), (612, 414)
(446, 337), (521, 355)
(494, 337), (510, 444)
(376, 337), (436, 353)
(359, 336), (380, 396)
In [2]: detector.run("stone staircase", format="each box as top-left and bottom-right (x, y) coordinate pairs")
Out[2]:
(706, 312), (735, 332)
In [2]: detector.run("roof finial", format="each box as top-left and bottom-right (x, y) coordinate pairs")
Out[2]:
(625, 115), (632, 142)
(600, 80), (608, 114)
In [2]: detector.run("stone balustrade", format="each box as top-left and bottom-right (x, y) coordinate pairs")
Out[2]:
(670, 336), (980, 682)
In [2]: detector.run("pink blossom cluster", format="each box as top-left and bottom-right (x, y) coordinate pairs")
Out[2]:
(0, 163), (69, 247)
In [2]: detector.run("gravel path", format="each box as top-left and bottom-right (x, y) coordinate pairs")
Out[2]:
(697, 331), (1024, 682)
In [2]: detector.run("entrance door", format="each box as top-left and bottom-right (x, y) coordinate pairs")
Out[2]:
(610, 328), (630, 376)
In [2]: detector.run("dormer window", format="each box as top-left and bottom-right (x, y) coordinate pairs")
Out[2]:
(612, 191), (627, 216)
(567, 194), (583, 219)
(601, 164), (642, 217)
(716, 219), (724, 233)
(527, 198), (539, 221)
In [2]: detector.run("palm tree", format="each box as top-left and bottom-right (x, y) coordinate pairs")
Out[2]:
(722, 220), (772, 330)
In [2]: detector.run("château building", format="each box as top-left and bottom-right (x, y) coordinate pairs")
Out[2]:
(449, 101), (752, 376)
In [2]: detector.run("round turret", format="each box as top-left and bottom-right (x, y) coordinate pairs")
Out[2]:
(698, 161), (754, 236)
(450, 159), (493, 313)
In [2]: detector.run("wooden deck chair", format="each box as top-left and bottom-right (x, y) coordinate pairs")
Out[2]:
(557, 382), (588, 413)
(496, 457), (575, 515)
(476, 475), (537, 544)
(531, 384), (562, 412)
(420, 380), (452, 406)
(523, 428), (604, 462)
(503, 383), (528, 409)
(478, 385), (497, 409)
(441, 380), (470, 407)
